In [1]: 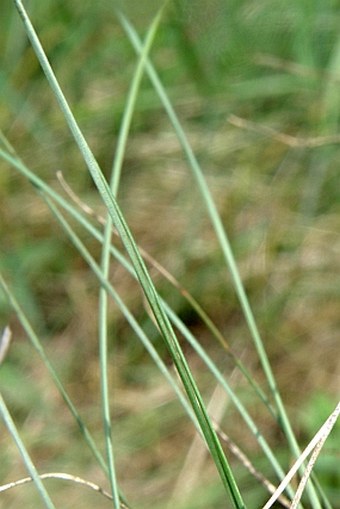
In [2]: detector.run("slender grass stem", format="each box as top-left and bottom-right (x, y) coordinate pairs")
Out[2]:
(118, 13), (324, 508)
(11, 2), (246, 505)
(40, 192), (245, 508)
(0, 393), (56, 509)
(98, 6), (166, 508)
(0, 146), (297, 501)
(0, 273), (108, 474)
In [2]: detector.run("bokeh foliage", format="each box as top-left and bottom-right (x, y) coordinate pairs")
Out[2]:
(1, 1), (339, 507)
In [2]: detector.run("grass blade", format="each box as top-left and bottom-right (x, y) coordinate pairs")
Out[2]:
(12, 2), (246, 505)
(117, 13), (324, 508)
(39, 191), (244, 507)
(98, 5), (167, 507)
(0, 273), (107, 471)
(262, 401), (340, 509)
(0, 392), (57, 509)
(0, 146), (294, 501)
(43, 172), (294, 501)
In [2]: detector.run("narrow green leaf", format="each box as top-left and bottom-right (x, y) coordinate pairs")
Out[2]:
(118, 13), (324, 508)
(0, 393), (56, 509)
(98, 5), (167, 508)
(12, 2), (245, 505)
(0, 146), (292, 501)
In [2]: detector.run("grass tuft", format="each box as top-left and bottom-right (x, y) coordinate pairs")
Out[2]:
(1, 1), (339, 508)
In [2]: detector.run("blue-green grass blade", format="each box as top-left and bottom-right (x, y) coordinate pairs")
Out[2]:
(0, 135), (275, 419)
(41, 190), (295, 502)
(0, 273), (108, 474)
(117, 13), (324, 508)
(0, 146), (292, 500)
(38, 190), (244, 508)
(0, 393), (57, 509)
(0, 146), (329, 505)
(98, 6), (167, 507)
(11, 3), (245, 505)
(41, 194), (200, 431)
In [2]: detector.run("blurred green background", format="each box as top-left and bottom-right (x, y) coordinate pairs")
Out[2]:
(0, 1), (339, 508)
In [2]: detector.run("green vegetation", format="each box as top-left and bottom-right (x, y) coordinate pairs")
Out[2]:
(0, 1), (339, 508)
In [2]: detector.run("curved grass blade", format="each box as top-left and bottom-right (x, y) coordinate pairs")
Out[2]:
(0, 472), (128, 508)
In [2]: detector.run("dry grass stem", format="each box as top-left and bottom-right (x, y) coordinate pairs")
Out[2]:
(290, 401), (340, 509)
(0, 326), (12, 366)
(255, 53), (340, 83)
(0, 472), (128, 508)
(228, 114), (340, 148)
(168, 376), (236, 506)
(215, 424), (291, 509)
(262, 401), (340, 509)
